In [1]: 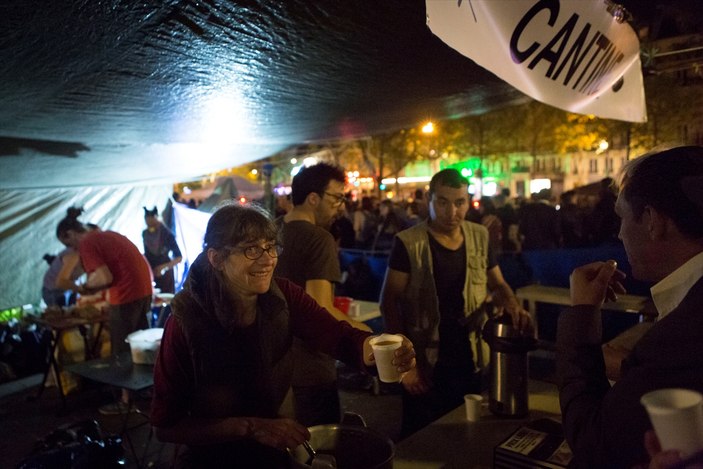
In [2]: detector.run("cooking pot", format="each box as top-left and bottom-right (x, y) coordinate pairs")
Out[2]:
(289, 413), (394, 469)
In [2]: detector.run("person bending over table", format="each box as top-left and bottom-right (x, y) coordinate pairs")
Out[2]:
(151, 202), (416, 468)
(56, 207), (153, 415)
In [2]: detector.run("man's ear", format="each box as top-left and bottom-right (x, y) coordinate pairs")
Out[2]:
(306, 191), (321, 208)
(645, 206), (667, 240)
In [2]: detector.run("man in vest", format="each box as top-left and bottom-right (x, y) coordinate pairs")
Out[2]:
(380, 168), (532, 437)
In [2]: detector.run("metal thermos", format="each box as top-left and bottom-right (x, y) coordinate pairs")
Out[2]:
(483, 316), (537, 417)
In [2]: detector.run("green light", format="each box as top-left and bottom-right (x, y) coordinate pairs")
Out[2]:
(0, 306), (23, 322)
(379, 184), (387, 190)
(461, 168), (473, 177)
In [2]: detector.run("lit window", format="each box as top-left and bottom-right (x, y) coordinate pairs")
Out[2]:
(530, 178), (551, 194)
(589, 159), (598, 173)
(483, 182), (497, 196)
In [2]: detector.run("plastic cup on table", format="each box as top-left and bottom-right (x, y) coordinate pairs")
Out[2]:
(333, 296), (353, 315)
(348, 302), (361, 318)
(464, 394), (483, 422)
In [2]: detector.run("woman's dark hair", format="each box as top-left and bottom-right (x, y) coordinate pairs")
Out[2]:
(56, 207), (87, 239)
(143, 206), (158, 217)
(203, 202), (279, 254)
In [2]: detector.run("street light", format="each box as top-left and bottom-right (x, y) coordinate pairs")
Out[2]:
(596, 139), (609, 154)
(421, 120), (442, 184)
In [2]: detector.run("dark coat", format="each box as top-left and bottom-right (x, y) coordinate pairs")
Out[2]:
(557, 277), (703, 468)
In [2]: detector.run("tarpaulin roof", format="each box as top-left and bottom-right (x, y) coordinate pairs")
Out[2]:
(0, 0), (672, 190)
(0, 0), (686, 309)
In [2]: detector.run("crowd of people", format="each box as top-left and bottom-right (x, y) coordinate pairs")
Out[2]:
(40, 145), (703, 468)
(275, 176), (624, 258)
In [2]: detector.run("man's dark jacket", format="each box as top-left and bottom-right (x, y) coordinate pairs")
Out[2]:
(557, 277), (703, 468)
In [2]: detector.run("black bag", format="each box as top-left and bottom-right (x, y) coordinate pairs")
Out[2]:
(17, 420), (124, 469)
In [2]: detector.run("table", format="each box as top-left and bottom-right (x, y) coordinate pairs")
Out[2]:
(29, 312), (109, 406)
(394, 380), (561, 469)
(66, 353), (155, 468)
(65, 352), (154, 393)
(515, 284), (654, 338)
(351, 299), (382, 323)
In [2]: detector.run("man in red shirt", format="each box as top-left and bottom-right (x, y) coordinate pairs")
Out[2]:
(56, 208), (153, 414)
(78, 230), (153, 307)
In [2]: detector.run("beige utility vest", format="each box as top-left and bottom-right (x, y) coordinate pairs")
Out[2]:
(396, 220), (489, 369)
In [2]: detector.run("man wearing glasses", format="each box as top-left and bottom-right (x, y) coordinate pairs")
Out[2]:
(275, 163), (371, 427)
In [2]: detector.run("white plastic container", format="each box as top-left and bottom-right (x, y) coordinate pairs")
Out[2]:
(125, 328), (164, 364)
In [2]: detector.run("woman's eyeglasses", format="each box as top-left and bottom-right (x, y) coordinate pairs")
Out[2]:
(230, 244), (283, 260)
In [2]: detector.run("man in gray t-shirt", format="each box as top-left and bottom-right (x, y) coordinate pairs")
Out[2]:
(275, 163), (370, 426)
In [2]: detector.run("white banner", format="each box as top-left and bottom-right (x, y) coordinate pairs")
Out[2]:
(426, 0), (647, 122)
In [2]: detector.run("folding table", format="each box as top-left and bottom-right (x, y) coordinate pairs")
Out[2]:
(65, 353), (154, 468)
(29, 312), (109, 407)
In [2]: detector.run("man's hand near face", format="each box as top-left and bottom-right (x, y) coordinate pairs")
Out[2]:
(569, 260), (627, 307)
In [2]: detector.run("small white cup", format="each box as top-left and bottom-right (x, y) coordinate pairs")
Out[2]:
(641, 388), (703, 457)
(464, 394), (483, 422)
(348, 302), (361, 318)
(369, 334), (403, 383)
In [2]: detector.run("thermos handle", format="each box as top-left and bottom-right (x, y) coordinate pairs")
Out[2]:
(341, 412), (367, 428)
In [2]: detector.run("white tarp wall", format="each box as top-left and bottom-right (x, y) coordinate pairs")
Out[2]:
(0, 184), (172, 309)
(171, 201), (212, 288)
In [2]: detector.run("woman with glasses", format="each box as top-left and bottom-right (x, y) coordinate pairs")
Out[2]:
(151, 202), (416, 468)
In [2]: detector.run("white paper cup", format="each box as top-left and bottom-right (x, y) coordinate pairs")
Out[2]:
(641, 388), (703, 457)
(369, 334), (403, 383)
(348, 302), (361, 318)
(464, 394), (483, 422)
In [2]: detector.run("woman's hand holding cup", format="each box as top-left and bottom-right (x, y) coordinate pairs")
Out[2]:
(365, 334), (416, 383)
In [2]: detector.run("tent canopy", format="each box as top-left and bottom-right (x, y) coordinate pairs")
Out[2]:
(195, 176), (264, 212)
(0, 0), (666, 190)
(0, 0), (677, 308)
